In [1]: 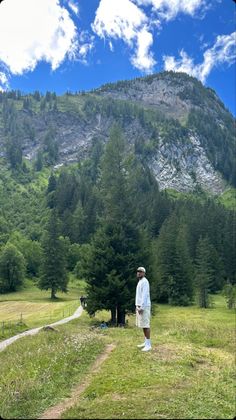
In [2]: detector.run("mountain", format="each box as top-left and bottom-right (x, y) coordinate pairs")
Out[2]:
(0, 71), (235, 194)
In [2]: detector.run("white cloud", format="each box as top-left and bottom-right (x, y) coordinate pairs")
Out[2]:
(92, 0), (147, 42)
(131, 26), (156, 71)
(0, 0), (78, 75)
(163, 32), (236, 83)
(0, 72), (7, 86)
(68, 1), (79, 16)
(92, 0), (156, 72)
(109, 41), (114, 52)
(0, 71), (9, 91)
(134, 0), (207, 21)
(0, 0), (94, 86)
(76, 31), (95, 64)
(92, 0), (210, 73)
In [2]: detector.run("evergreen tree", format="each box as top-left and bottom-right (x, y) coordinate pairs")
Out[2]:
(85, 221), (146, 325)
(209, 246), (225, 292)
(35, 150), (43, 171)
(84, 126), (146, 324)
(23, 97), (32, 110)
(152, 213), (178, 303)
(40, 98), (46, 111)
(223, 281), (236, 309)
(33, 91), (41, 101)
(169, 224), (194, 305)
(46, 172), (57, 208)
(47, 172), (57, 193)
(6, 134), (23, 169)
(39, 210), (68, 299)
(67, 243), (81, 271)
(195, 236), (214, 308)
(43, 128), (59, 165)
(222, 211), (236, 284)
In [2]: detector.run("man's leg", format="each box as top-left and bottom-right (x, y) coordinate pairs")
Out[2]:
(137, 311), (146, 348)
(143, 328), (150, 339)
(141, 327), (151, 351)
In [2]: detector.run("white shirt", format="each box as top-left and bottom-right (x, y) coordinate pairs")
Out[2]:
(135, 277), (151, 309)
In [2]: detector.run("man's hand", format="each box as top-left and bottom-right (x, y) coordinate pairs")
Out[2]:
(137, 306), (143, 314)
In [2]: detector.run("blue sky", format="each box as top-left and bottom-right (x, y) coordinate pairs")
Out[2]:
(0, 0), (235, 114)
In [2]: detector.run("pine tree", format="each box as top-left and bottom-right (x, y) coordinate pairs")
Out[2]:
(39, 210), (68, 299)
(209, 246), (225, 293)
(84, 126), (146, 324)
(35, 150), (43, 171)
(43, 128), (59, 165)
(195, 236), (214, 308)
(168, 224), (193, 305)
(47, 172), (57, 193)
(85, 221), (145, 324)
(223, 281), (236, 309)
(222, 211), (236, 284)
(46, 172), (57, 208)
(6, 128), (23, 169)
(33, 91), (41, 101)
(153, 213), (178, 303)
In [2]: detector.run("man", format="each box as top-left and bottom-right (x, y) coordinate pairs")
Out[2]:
(80, 296), (85, 308)
(135, 266), (151, 351)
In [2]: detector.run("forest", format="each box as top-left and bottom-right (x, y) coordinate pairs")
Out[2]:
(0, 117), (235, 325)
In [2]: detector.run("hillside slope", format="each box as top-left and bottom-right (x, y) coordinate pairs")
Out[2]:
(0, 71), (234, 193)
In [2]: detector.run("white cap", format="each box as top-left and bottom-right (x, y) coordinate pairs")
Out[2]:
(137, 266), (146, 273)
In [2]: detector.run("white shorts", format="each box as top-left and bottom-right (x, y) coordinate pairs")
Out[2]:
(136, 307), (151, 328)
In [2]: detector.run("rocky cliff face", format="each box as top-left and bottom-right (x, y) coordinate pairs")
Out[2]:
(149, 133), (226, 193)
(95, 71), (225, 121)
(0, 71), (234, 194)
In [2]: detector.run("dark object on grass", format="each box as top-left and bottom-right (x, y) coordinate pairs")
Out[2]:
(43, 325), (59, 332)
(80, 295), (87, 308)
(100, 321), (108, 329)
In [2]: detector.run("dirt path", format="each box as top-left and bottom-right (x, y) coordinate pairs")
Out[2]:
(0, 305), (83, 353)
(39, 343), (116, 420)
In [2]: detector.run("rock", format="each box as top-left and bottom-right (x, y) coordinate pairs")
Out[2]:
(42, 326), (59, 332)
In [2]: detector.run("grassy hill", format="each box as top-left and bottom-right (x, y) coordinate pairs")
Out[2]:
(0, 276), (85, 339)
(0, 295), (234, 419)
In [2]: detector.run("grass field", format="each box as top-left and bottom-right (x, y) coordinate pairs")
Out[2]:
(0, 294), (235, 419)
(0, 277), (86, 339)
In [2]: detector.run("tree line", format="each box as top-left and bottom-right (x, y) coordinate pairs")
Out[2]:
(0, 125), (235, 324)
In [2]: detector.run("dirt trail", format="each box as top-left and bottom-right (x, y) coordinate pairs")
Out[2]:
(39, 343), (116, 420)
(0, 305), (83, 353)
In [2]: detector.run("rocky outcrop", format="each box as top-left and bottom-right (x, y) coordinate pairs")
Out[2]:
(149, 134), (226, 194)
(96, 75), (192, 119)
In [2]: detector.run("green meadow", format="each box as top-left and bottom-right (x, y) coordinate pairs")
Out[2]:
(0, 294), (235, 420)
(0, 277), (86, 339)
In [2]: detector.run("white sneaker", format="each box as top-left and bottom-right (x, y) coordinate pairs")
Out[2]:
(137, 342), (146, 348)
(141, 345), (152, 352)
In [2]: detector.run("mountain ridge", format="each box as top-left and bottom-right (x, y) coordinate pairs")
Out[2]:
(0, 71), (235, 194)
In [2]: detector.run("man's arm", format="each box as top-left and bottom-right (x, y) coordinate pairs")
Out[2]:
(139, 280), (149, 311)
